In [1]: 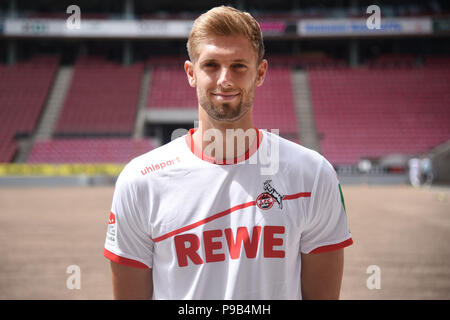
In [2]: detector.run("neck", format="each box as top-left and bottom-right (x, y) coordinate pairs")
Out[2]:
(192, 107), (257, 162)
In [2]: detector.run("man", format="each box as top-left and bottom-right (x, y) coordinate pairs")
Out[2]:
(104, 6), (353, 299)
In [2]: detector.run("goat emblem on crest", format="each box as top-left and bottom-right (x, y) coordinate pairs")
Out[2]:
(256, 180), (285, 210)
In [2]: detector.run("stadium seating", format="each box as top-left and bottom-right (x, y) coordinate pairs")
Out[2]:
(308, 66), (450, 164)
(267, 54), (347, 69)
(147, 56), (188, 68)
(4, 52), (448, 167)
(27, 138), (156, 163)
(253, 67), (299, 137)
(147, 65), (197, 108)
(367, 53), (416, 68)
(55, 56), (143, 136)
(0, 55), (59, 162)
(0, 130), (17, 163)
(0, 129), (17, 162)
(424, 55), (450, 68)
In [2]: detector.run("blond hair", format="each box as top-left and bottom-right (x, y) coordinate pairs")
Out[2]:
(187, 6), (264, 63)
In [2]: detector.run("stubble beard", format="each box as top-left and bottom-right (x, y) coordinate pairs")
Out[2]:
(198, 85), (255, 123)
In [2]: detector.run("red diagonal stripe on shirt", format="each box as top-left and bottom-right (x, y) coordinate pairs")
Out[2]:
(283, 192), (311, 200)
(151, 191), (311, 243)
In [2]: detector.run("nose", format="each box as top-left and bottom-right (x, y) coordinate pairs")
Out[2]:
(217, 66), (233, 88)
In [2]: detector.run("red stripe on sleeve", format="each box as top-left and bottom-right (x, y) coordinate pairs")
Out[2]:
(104, 248), (150, 269)
(308, 238), (353, 254)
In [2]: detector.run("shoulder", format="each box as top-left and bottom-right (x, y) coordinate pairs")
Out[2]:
(259, 130), (338, 188)
(261, 130), (326, 168)
(116, 136), (186, 186)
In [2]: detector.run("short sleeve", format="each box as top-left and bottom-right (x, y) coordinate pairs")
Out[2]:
(104, 166), (154, 268)
(300, 158), (353, 254)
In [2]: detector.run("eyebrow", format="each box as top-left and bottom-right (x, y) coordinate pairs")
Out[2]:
(231, 59), (250, 64)
(200, 58), (250, 64)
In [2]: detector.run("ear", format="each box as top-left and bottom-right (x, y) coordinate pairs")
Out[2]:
(255, 59), (268, 87)
(184, 60), (196, 87)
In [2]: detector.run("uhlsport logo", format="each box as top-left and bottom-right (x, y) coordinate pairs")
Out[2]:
(256, 180), (285, 210)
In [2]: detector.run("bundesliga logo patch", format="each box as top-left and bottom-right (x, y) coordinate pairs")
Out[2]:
(256, 180), (284, 210)
(106, 212), (116, 245)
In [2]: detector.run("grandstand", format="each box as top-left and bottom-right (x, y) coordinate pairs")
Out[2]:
(0, 0), (449, 183)
(27, 138), (155, 163)
(147, 64), (197, 109)
(309, 64), (450, 165)
(0, 55), (59, 162)
(55, 56), (143, 136)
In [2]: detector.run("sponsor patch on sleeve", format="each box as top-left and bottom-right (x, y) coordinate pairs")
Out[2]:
(106, 212), (117, 246)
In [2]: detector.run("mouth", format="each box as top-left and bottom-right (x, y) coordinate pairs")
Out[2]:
(211, 92), (240, 101)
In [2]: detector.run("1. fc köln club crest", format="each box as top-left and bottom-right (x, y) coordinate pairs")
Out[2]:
(256, 180), (285, 210)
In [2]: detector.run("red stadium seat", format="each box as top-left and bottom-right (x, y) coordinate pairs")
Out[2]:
(424, 55), (450, 68)
(308, 66), (450, 165)
(55, 56), (143, 135)
(253, 67), (299, 136)
(147, 66), (197, 108)
(367, 54), (416, 69)
(27, 138), (157, 164)
(0, 56), (59, 162)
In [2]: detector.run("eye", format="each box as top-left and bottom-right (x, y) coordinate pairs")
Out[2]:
(233, 63), (247, 70)
(203, 62), (218, 68)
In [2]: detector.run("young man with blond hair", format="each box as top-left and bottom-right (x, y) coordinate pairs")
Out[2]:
(104, 6), (353, 300)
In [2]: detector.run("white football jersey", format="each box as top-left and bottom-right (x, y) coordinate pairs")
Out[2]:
(104, 129), (353, 299)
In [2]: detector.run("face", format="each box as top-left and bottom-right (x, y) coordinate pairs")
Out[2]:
(185, 35), (267, 123)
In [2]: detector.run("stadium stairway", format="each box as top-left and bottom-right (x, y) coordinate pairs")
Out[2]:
(14, 66), (74, 162)
(34, 66), (74, 140)
(14, 139), (34, 163)
(292, 70), (320, 152)
(133, 67), (151, 139)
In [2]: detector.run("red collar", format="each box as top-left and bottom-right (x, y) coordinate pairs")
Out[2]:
(185, 127), (263, 165)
